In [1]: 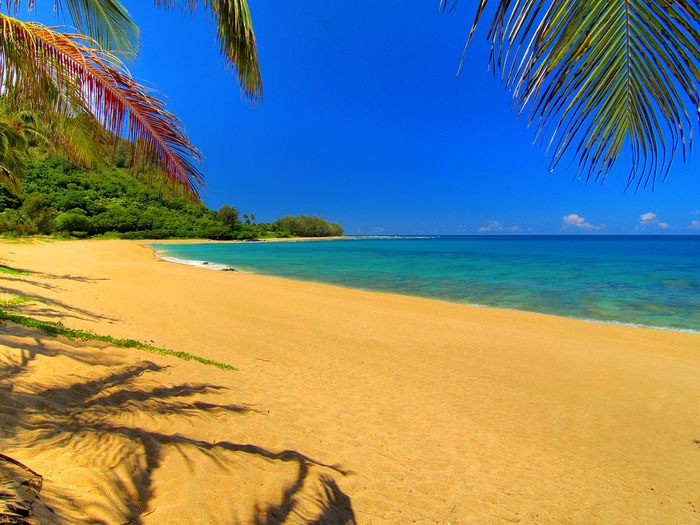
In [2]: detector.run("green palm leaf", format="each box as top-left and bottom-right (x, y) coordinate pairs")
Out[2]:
(154, 0), (262, 101)
(0, 118), (32, 191)
(446, 0), (700, 188)
(41, 111), (111, 169)
(5, 0), (139, 57)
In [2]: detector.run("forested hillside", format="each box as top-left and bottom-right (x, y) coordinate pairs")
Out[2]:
(0, 155), (343, 240)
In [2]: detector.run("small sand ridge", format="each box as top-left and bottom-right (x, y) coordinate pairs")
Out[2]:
(0, 239), (699, 524)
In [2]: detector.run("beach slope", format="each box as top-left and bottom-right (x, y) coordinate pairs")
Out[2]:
(1, 239), (699, 524)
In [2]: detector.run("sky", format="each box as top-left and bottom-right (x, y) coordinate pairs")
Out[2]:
(29, 1), (700, 235)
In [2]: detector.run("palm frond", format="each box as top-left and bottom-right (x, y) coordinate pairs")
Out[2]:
(154, 0), (262, 101)
(45, 111), (110, 168)
(0, 102), (48, 190)
(0, 100), (108, 168)
(4, 0), (140, 57)
(0, 14), (204, 196)
(446, 0), (700, 188)
(0, 119), (30, 191)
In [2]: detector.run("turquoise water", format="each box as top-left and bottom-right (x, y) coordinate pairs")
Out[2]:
(152, 236), (700, 332)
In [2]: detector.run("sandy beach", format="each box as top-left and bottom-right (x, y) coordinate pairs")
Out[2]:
(1, 239), (699, 524)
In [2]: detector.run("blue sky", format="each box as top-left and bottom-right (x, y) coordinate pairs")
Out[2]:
(30, 1), (700, 234)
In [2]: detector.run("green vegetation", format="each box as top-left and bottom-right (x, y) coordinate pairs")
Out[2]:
(0, 154), (343, 240)
(0, 305), (237, 371)
(0, 265), (27, 275)
(0, 1), (262, 196)
(0, 295), (31, 308)
(274, 215), (343, 238)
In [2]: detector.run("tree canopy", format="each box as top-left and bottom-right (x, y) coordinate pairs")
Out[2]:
(0, 154), (342, 240)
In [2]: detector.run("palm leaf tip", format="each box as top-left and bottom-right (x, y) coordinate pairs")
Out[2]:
(64, 0), (141, 58)
(216, 0), (262, 101)
(0, 14), (204, 197)
(153, 0), (262, 101)
(453, 0), (700, 188)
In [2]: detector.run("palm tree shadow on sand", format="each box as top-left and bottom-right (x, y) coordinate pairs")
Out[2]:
(0, 323), (357, 524)
(0, 264), (117, 324)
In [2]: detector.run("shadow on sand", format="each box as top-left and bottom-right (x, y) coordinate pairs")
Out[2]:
(0, 263), (116, 323)
(0, 324), (356, 524)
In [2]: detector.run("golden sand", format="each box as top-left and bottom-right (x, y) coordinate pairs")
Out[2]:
(0, 239), (699, 524)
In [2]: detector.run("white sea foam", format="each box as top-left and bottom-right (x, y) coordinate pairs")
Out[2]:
(155, 252), (234, 271)
(571, 317), (700, 335)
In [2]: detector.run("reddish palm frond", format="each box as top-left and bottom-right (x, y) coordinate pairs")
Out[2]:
(3, 0), (140, 57)
(6, 1), (258, 98)
(0, 14), (203, 196)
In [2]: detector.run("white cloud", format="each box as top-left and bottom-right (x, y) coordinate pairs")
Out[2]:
(638, 211), (670, 230)
(561, 213), (603, 231)
(478, 220), (501, 232)
(690, 220), (700, 230)
(478, 220), (520, 233)
(691, 210), (700, 215)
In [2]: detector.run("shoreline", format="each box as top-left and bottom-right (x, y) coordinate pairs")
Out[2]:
(146, 235), (347, 245)
(2, 239), (700, 524)
(148, 240), (700, 336)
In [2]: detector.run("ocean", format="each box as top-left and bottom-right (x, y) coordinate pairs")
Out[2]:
(152, 236), (700, 333)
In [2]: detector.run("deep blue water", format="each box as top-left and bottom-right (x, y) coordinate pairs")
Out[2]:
(152, 236), (700, 332)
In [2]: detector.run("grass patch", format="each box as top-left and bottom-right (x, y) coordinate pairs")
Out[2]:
(0, 309), (237, 371)
(0, 265), (28, 275)
(0, 295), (32, 309)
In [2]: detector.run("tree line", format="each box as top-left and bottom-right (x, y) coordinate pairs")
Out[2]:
(0, 155), (342, 240)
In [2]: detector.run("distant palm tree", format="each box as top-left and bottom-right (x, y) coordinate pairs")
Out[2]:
(0, 1), (262, 196)
(0, 102), (123, 189)
(443, 0), (699, 189)
(0, 112), (36, 191)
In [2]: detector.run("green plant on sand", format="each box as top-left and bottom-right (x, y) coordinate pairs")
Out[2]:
(0, 302), (237, 370)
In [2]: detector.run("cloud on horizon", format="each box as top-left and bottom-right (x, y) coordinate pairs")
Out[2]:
(690, 220), (700, 230)
(561, 213), (604, 231)
(638, 211), (669, 230)
(478, 220), (520, 233)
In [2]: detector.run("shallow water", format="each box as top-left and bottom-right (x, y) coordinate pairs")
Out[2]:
(152, 236), (700, 332)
